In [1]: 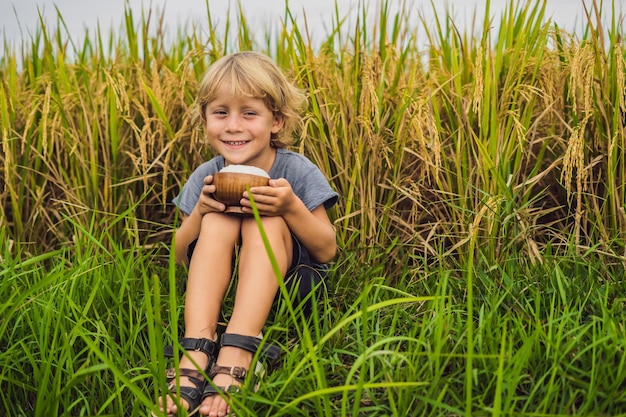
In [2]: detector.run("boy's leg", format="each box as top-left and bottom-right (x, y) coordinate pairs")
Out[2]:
(160, 213), (241, 415)
(228, 216), (292, 333)
(185, 213), (241, 339)
(199, 216), (292, 417)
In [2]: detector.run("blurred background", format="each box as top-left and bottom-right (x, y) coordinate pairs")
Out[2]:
(2, 0), (622, 49)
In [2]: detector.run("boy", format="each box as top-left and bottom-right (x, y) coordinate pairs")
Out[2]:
(158, 51), (338, 417)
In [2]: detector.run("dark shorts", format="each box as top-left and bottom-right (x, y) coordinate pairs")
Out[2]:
(186, 234), (327, 315)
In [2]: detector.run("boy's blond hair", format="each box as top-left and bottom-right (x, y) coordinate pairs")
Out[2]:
(195, 51), (306, 148)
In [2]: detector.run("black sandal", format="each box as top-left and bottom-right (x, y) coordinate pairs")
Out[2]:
(201, 333), (281, 399)
(156, 337), (219, 417)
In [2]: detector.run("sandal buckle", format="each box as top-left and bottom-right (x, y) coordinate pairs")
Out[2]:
(231, 367), (246, 378)
(193, 338), (204, 352)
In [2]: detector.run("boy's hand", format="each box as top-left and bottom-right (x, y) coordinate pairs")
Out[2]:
(196, 175), (227, 215)
(240, 178), (296, 216)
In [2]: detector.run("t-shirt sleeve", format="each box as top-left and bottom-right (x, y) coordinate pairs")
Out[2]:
(289, 161), (339, 212)
(172, 160), (220, 216)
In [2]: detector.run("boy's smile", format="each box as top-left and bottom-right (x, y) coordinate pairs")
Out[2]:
(204, 86), (284, 173)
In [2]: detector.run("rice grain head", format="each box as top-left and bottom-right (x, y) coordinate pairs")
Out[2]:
(472, 44), (484, 117)
(561, 116), (589, 199)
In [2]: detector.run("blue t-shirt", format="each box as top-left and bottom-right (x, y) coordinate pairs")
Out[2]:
(172, 148), (339, 216)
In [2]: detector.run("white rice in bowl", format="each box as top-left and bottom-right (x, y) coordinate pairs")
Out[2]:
(220, 165), (270, 178)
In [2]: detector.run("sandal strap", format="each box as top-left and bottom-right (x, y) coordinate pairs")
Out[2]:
(169, 385), (203, 413)
(209, 365), (248, 381)
(203, 384), (241, 397)
(166, 367), (206, 382)
(220, 333), (281, 361)
(164, 337), (219, 359)
(164, 367), (206, 412)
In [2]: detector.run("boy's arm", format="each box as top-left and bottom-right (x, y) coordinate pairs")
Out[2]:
(173, 174), (226, 265)
(281, 201), (337, 264)
(242, 178), (337, 263)
(173, 207), (203, 266)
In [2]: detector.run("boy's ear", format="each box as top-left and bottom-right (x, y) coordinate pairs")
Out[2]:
(271, 114), (285, 133)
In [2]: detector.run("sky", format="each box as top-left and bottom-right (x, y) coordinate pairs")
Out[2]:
(1, 0), (623, 49)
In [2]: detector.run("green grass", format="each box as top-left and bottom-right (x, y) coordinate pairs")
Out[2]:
(1, 0), (626, 415)
(1, 219), (625, 416)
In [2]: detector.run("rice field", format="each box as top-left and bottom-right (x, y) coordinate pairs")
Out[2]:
(1, 0), (625, 415)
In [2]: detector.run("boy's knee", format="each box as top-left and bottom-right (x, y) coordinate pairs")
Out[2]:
(241, 217), (292, 261)
(199, 213), (242, 247)
(242, 216), (289, 240)
(201, 212), (239, 231)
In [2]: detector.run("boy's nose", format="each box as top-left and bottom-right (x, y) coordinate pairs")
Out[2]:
(225, 115), (243, 131)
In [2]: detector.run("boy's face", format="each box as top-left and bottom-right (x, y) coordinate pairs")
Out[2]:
(203, 85), (284, 172)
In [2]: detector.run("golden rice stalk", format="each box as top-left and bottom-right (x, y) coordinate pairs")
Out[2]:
(472, 43), (485, 118)
(615, 42), (626, 114)
(568, 42), (595, 116)
(561, 115), (590, 247)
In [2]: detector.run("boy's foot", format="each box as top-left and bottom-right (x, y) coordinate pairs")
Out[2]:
(198, 334), (281, 416)
(198, 345), (252, 416)
(155, 338), (218, 416)
(157, 364), (204, 416)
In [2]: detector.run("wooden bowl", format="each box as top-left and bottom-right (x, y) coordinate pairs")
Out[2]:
(212, 171), (270, 214)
